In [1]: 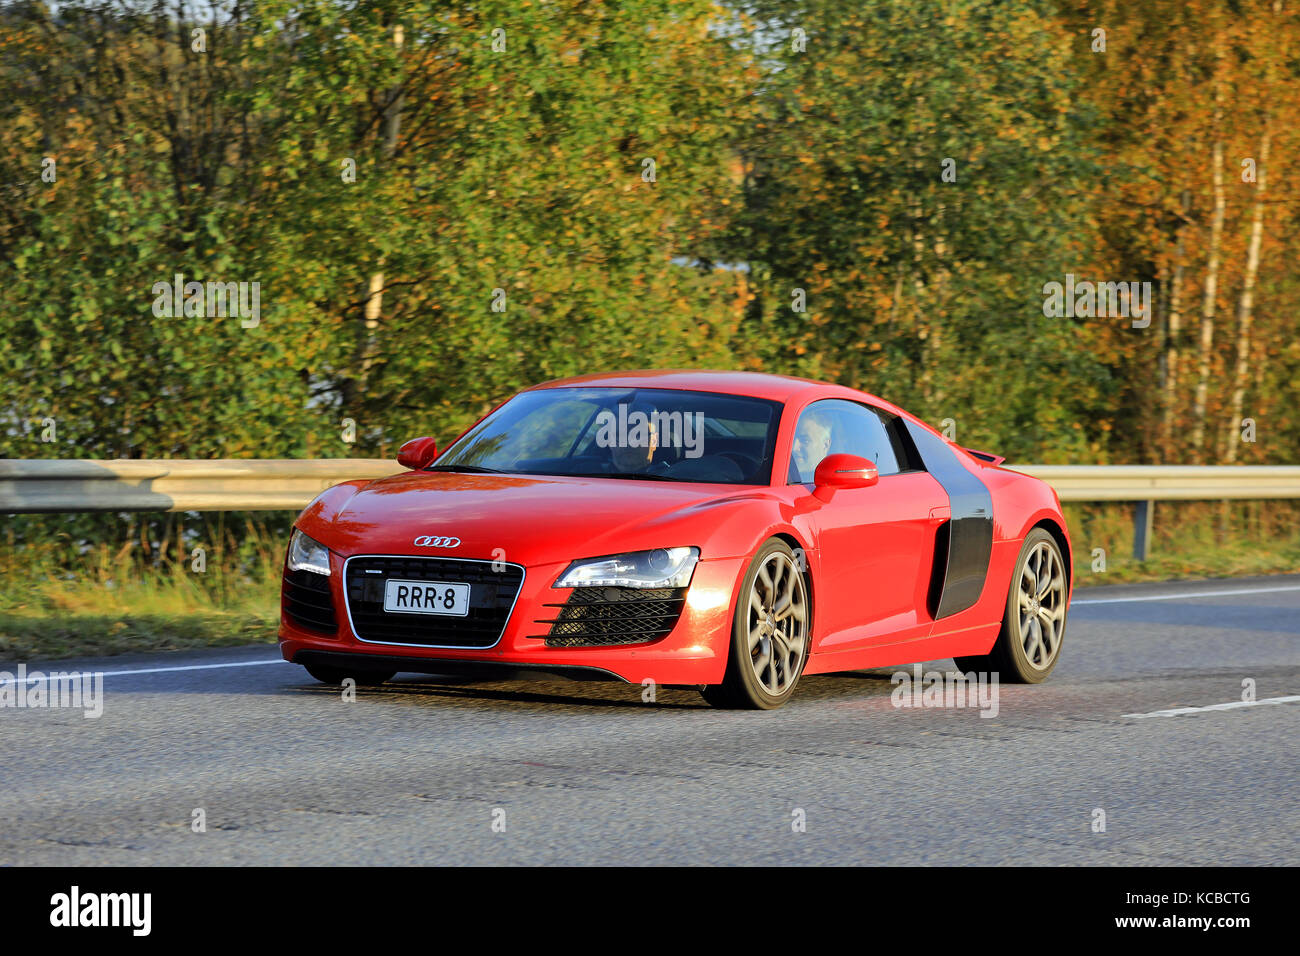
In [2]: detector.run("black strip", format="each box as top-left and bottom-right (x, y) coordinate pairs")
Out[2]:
(904, 421), (994, 619)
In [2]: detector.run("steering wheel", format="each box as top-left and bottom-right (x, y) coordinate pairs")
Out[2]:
(719, 452), (761, 480)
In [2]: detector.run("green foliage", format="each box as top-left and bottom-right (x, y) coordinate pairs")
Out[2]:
(0, 0), (755, 461)
(0, 0), (1294, 470)
(730, 0), (1111, 462)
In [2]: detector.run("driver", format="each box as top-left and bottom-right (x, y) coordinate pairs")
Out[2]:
(609, 405), (664, 473)
(791, 408), (832, 482)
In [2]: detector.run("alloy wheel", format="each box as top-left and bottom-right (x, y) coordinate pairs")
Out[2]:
(746, 550), (809, 695)
(1017, 539), (1066, 671)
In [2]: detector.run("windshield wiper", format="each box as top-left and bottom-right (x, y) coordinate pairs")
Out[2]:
(424, 464), (506, 474)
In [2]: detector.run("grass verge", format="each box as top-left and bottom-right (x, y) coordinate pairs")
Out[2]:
(1065, 499), (1300, 586)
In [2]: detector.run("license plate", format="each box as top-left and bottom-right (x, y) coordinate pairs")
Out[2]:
(382, 580), (470, 616)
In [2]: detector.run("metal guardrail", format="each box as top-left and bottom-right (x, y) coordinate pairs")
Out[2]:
(2, 460), (1298, 560)
(0, 459), (399, 514)
(1009, 465), (1300, 559)
(1009, 465), (1300, 502)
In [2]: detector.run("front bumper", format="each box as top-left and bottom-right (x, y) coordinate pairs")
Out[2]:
(279, 551), (745, 685)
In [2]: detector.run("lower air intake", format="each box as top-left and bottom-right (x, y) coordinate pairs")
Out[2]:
(540, 586), (687, 648)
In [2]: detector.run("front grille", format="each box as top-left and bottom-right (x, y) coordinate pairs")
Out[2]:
(538, 586), (687, 647)
(282, 569), (338, 635)
(344, 556), (524, 648)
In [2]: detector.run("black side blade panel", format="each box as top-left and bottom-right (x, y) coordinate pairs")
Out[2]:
(905, 422), (994, 619)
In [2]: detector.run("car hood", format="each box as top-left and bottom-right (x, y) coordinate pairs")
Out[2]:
(299, 470), (763, 565)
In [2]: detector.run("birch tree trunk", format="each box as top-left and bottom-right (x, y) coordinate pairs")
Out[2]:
(1224, 2), (1283, 461)
(1161, 190), (1189, 460)
(1191, 32), (1226, 460)
(358, 24), (405, 393)
(1223, 128), (1269, 464)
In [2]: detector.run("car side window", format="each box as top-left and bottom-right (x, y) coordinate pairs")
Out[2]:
(788, 399), (901, 483)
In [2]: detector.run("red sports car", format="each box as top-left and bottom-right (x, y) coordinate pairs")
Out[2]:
(279, 370), (1072, 708)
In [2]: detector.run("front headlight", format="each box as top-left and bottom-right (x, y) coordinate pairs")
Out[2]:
(287, 528), (331, 576)
(555, 547), (700, 590)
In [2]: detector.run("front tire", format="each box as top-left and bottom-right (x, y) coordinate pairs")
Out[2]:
(953, 527), (1068, 683)
(701, 539), (811, 709)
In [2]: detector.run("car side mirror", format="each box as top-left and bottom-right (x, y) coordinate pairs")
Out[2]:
(397, 436), (439, 470)
(813, 453), (879, 491)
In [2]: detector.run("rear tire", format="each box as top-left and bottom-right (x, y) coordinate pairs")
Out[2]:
(303, 664), (396, 686)
(701, 539), (811, 710)
(953, 527), (1067, 683)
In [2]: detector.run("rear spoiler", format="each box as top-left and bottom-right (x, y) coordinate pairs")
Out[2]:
(961, 446), (1006, 466)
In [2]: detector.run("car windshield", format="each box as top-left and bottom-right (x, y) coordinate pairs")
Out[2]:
(432, 387), (784, 484)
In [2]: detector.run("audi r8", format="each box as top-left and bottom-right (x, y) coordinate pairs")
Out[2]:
(280, 370), (1072, 708)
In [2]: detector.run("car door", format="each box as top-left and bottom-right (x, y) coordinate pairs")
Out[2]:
(791, 400), (947, 653)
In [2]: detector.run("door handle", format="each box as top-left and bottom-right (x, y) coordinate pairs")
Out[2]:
(928, 505), (951, 524)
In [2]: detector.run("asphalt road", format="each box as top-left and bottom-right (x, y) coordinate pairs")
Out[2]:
(2, 574), (1297, 865)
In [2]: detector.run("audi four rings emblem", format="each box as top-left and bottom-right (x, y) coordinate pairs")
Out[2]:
(413, 535), (461, 548)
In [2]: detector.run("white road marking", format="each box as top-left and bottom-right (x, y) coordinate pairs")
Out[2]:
(1074, 584), (1300, 606)
(0, 658), (288, 686)
(1124, 695), (1300, 718)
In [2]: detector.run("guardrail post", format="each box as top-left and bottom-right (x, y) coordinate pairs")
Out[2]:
(1133, 500), (1154, 561)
